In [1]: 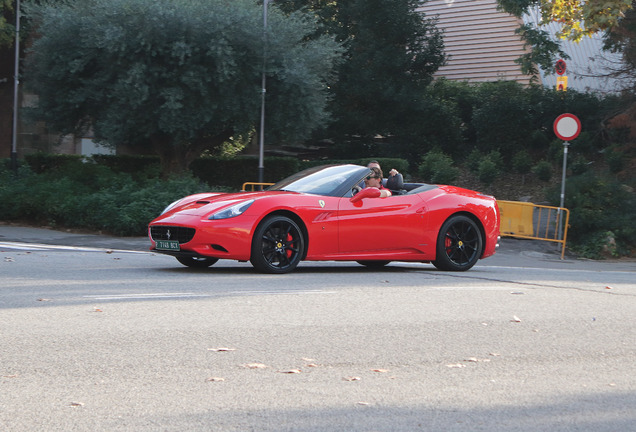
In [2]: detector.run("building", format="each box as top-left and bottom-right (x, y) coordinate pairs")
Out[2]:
(417, 0), (623, 93)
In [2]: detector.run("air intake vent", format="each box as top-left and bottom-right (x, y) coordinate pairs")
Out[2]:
(150, 226), (195, 244)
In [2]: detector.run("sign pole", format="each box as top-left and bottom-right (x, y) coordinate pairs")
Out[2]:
(559, 141), (569, 210)
(553, 113), (581, 243)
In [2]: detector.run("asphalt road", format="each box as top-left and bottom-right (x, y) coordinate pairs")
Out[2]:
(1, 225), (634, 431)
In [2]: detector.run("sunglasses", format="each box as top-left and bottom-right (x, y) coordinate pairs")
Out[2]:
(366, 175), (380, 180)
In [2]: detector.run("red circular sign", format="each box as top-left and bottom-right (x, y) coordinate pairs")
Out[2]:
(553, 113), (581, 141)
(556, 59), (567, 75)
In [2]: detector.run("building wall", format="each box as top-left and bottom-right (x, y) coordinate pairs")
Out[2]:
(417, 0), (533, 85)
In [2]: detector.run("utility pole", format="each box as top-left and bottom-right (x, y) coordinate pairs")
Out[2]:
(11, 0), (21, 173)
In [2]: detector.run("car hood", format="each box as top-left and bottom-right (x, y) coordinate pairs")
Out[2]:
(170, 190), (299, 217)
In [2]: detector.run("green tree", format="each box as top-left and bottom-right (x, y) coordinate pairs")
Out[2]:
(24, 0), (341, 176)
(0, 0), (15, 48)
(498, 0), (633, 79)
(279, 0), (446, 145)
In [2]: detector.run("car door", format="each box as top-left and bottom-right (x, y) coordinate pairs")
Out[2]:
(337, 193), (428, 254)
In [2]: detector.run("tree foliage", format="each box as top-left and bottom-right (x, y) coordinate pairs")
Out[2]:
(498, 0), (633, 79)
(0, 0), (15, 48)
(24, 0), (341, 176)
(278, 0), (446, 141)
(499, 0), (632, 42)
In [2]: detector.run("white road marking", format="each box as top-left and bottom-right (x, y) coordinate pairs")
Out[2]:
(0, 241), (147, 253)
(83, 290), (337, 301)
(83, 293), (210, 300)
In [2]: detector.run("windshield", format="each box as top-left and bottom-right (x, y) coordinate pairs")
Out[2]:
(269, 164), (368, 197)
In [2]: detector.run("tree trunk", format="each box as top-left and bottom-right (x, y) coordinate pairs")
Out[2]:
(150, 131), (234, 178)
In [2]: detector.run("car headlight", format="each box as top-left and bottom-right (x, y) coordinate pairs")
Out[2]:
(209, 200), (254, 220)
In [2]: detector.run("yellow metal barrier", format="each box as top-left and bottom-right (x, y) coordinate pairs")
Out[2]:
(498, 200), (570, 260)
(241, 182), (275, 192)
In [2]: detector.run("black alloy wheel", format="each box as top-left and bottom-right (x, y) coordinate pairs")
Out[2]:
(250, 215), (305, 274)
(176, 256), (219, 268)
(432, 215), (483, 271)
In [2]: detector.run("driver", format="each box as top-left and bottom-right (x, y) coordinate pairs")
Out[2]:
(364, 167), (392, 197)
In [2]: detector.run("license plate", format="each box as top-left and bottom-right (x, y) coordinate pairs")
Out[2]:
(156, 240), (180, 251)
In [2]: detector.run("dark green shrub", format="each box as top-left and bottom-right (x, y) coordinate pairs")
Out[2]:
(477, 156), (500, 186)
(570, 155), (590, 175)
(547, 172), (636, 258)
(191, 156), (299, 189)
(605, 148), (625, 174)
(418, 151), (459, 184)
(512, 150), (533, 175)
(466, 148), (482, 173)
(533, 160), (553, 182)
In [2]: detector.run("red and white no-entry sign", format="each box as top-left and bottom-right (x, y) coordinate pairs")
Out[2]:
(553, 113), (581, 141)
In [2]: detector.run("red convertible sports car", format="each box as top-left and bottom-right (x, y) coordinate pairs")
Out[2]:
(149, 164), (500, 273)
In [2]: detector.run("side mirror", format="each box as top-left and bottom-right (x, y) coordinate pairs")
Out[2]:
(350, 187), (381, 203)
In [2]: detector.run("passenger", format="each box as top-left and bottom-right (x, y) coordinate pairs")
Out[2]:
(367, 160), (403, 190)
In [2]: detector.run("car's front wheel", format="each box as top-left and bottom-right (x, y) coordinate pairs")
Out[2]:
(176, 256), (219, 268)
(250, 215), (305, 274)
(432, 215), (483, 271)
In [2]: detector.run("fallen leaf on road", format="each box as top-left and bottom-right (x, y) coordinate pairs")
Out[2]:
(278, 369), (302, 374)
(343, 376), (361, 381)
(465, 358), (491, 363)
(242, 363), (267, 369)
(605, 286), (613, 290)
(208, 347), (236, 352)
(37, 298), (51, 302)
(357, 401), (371, 406)
(371, 369), (390, 373)
(206, 377), (225, 382)
(93, 307), (103, 312)
(446, 364), (466, 368)
(69, 402), (85, 407)
(511, 316), (521, 322)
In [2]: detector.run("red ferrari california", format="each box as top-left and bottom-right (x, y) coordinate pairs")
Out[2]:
(149, 164), (500, 273)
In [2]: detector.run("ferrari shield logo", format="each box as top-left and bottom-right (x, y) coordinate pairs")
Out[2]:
(319, 200), (325, 208)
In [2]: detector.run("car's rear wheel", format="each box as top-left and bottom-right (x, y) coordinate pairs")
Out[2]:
(432, 215), (483, 271)
(250, 215), (305, 274)
(357, 260), (391, 268)
(176, 256), (218, 268)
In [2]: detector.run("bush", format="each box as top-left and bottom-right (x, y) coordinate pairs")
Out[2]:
(547, 172), (636, 258)
(605, 147), (625, 174)
(532, 160), (553, 182)
(0, 162), (222, 236)
(418, 151), (459, 184)
(512, 150), (533, 175)
(477, 156), (500, 186)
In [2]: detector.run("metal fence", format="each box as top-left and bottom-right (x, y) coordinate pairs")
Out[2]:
(241, 182), (275, 192)
(497, 200), (570, 259)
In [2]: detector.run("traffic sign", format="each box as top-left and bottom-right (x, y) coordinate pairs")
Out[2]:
(555, 59), (567, 75)
(556, 76), (568, 91)
(553, 113), (581, 141)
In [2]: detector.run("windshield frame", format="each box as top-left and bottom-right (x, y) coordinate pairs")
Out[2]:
(268, 164), (370, 197)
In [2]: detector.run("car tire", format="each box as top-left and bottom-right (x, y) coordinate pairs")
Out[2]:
(432, 215), (483, 271)
(176, 256), (219, 268)
(250, 215), (305, 274)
